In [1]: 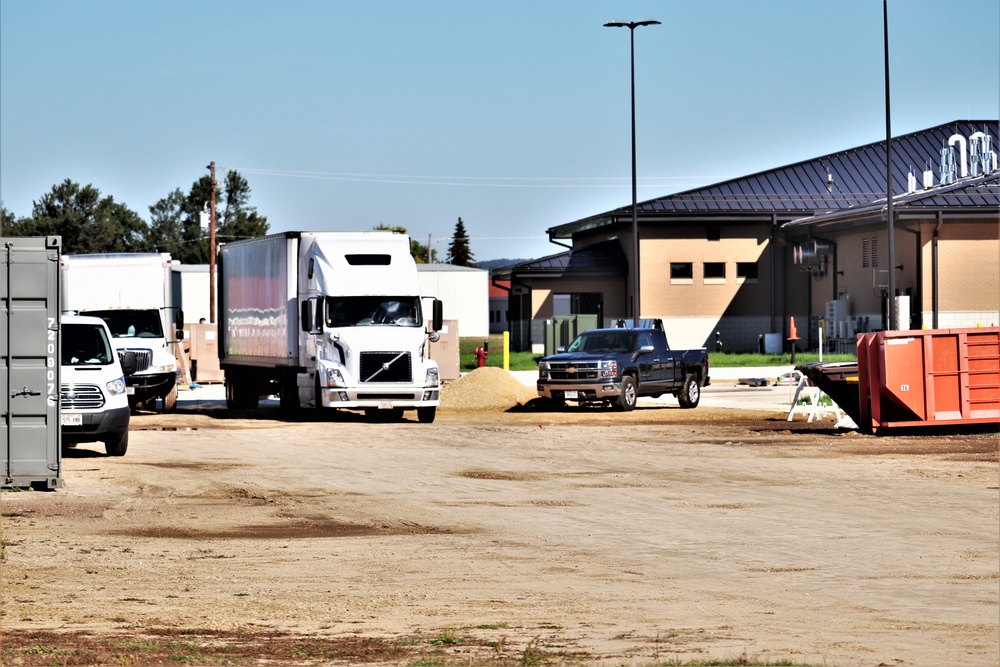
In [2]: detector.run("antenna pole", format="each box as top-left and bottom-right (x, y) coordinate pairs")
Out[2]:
(883, 0), (897, 330)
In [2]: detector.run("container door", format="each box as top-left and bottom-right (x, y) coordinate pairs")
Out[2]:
(1, 237), (62, 489)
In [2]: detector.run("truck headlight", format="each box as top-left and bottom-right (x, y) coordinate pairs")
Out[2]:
(325, 368), (345, 386)
(599, 360), (618, 378)
(106, 376), (127, 396)
(425, 367), (439, 385)
(154, 363), (176, 373)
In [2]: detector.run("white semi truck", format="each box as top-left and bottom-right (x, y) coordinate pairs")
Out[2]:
(61, 253), (183, 411)
(218, 231), (443, 422)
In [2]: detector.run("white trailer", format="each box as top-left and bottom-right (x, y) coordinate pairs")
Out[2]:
(61, 253), (182, 411)
(218, 231), (443, 423)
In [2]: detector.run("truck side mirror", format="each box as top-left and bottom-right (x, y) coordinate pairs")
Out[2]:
(432, 299), (443, 332)
(301, 300), (313, 333)
(120, 351), (138, 377)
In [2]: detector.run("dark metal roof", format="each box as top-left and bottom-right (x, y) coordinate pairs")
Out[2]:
(491, 239), (627, 281)
(783, 172), (1000, 234)
(550, 120), (999, 239)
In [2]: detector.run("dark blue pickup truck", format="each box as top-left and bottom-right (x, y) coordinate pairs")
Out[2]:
(536, 321), (709, 410)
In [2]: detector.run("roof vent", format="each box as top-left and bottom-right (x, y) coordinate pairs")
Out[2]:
(969, 130), (996, 177)
(940, 144), (957, 185)
(948, 133), (969, 178)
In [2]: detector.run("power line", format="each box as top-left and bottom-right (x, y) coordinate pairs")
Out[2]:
(220, 165), (732, 189)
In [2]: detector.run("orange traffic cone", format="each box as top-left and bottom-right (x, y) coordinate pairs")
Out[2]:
(788, 316), (800, 341)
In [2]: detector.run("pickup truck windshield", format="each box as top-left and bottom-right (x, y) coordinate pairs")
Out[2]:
(88, 309), (164, 339)
(324, 296), (422, 327)
(567, 332), (635, 353)
(63, 323), (115, 366)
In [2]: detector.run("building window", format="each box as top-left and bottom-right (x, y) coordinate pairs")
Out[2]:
(707, 227), (721, 241)
(736, 262), (758, 283)
(670, 262), (693, 284)
(703, 262), (726, 284)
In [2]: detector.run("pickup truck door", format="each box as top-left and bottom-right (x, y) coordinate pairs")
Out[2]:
(636, 332), (664, 390)
(648, 331), (675, 391)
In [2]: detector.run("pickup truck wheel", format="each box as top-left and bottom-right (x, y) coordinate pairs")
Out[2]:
(616, 375), (638, 411)
(417, 406), (436, 423)
(104, 432), (128, 457)
(678, 373), (701, 409)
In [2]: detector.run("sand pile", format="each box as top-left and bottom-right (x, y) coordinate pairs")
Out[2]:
(440, 366), (538, 412)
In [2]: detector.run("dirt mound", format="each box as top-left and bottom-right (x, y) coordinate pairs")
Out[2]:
(440, 366), (538, 412)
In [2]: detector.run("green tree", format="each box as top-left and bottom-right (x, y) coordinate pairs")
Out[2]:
(147, 188), (186, 256)
(374, 223), (435, 263)
(219, 170), (268, 242)
(446, 217), (474, 267)
(10, 179), (148, 253)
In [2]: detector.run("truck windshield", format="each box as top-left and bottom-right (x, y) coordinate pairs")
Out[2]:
(567, 332), (634, 353)
(88, 309), (164, 339)
(324, 296), (422, 328)
(63, 324), (115, 366)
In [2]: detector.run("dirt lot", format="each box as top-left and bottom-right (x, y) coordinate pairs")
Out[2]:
(2, 382), (998, 666)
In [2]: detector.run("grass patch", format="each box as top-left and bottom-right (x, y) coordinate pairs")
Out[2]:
(709, 352), (855, 367)
(460, 336), (856, 372)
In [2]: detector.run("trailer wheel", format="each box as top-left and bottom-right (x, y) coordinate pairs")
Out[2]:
(616, 375), (638, 411)
(162, 384), (177, 412)
(417, 406), (436, 423)
(677, 373), (701, 409)
(104, 432), (128, 457)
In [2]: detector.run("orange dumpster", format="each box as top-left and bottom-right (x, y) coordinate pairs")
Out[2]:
(856, 327), (999, 434)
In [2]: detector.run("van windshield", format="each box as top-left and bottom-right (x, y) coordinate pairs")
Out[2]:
(63, 324), (115, 366)
(324, 296), (421, 328)
(88, 309), (163, 338)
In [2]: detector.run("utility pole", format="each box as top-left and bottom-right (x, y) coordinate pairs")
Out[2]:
(208, 161), (217, 324)
(427, 234), (432, 264)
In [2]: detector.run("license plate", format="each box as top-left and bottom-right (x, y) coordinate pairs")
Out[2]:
(126, 386), (135, 395)
(564, 391), (578, 400)
(61, 413), (83, 426)
(379, 401), (393, 409)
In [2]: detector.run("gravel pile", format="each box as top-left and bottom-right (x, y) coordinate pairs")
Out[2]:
(440, 366), (538, 412)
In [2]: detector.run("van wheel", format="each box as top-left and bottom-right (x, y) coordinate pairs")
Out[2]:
(162, 385), (177, 412)
(677, 373), (701, 409)
(616, 376), (637, 411)
(417, 406), (436, 423)
(104, 432), (128, 457)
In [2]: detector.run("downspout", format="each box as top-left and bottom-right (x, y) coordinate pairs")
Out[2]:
(770, 215), (777, 334)
(896, 224), (921, 328)
(932, 212), (942, 329)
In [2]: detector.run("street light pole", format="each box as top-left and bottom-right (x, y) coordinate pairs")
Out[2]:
(605, 19), (659, 325)
(882, 0), (897, 330)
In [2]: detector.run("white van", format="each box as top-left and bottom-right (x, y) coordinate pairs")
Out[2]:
(61, 315), (136, 456)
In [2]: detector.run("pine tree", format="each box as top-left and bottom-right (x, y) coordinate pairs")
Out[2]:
(447, 217), (475, 267)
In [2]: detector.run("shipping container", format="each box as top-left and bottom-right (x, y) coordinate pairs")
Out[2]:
(2, 236), (62, 489)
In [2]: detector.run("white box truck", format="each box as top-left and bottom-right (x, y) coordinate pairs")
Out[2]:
(61, 253), (183, 411)
(61, 315), (136, 455)
(218, 231), (443, 422)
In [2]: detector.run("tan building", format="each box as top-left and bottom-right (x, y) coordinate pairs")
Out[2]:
(495, 120), (999, 353)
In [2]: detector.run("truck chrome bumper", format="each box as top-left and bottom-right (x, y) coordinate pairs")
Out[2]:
(537, 381), (622, 401)
(126, 372), (175, 401)
(318, 386), (440, 409)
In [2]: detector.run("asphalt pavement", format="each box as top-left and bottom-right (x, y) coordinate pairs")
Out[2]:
(177, 366), (807, 416)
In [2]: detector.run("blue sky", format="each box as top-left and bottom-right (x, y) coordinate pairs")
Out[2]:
(2, 0), (998, 262)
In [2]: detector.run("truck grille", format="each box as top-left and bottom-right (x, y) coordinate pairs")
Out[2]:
(359, 351), (412, 383)
(120, 348), (152, 372)
(61, 384), (105, 410)
(546, 361), (603, 381)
